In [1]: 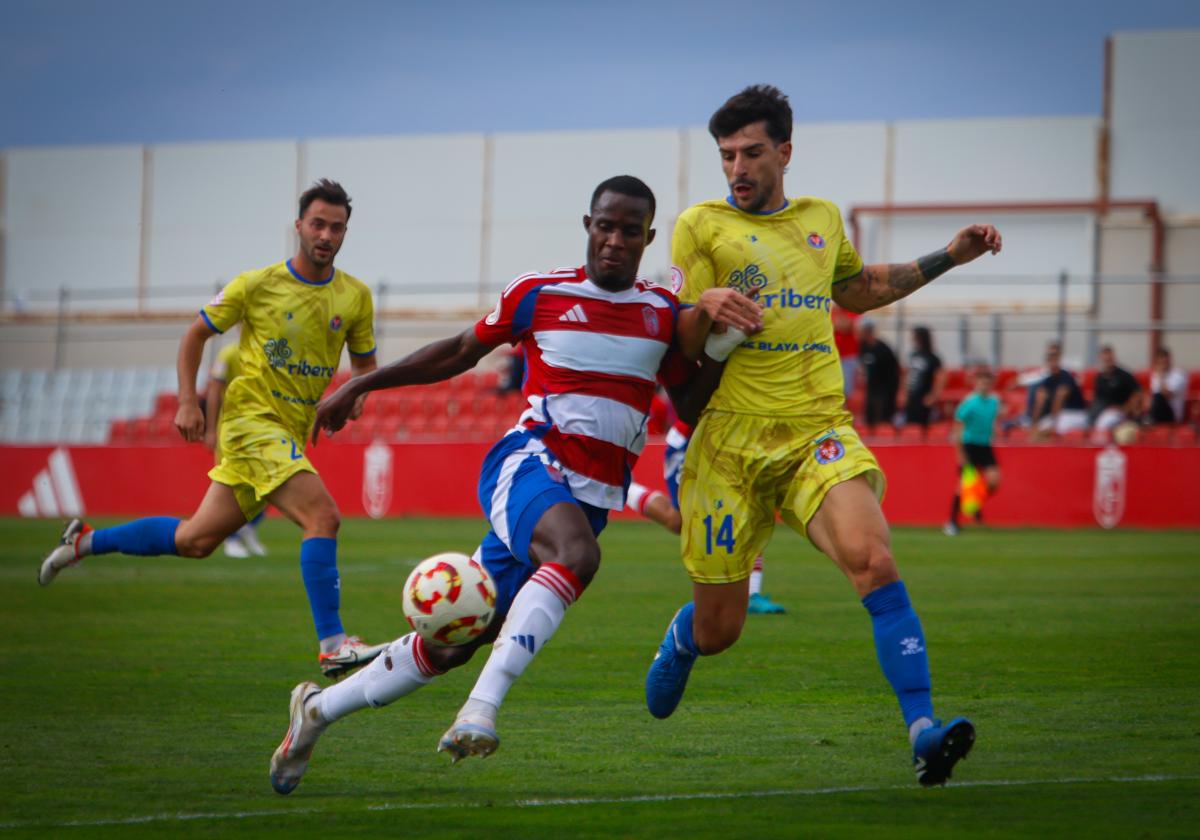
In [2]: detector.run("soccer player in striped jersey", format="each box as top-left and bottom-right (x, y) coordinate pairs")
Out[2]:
(268, 175), (763, 793)
(627, 419), (785, 614)
(38, 180), (386, 680)
(644, 85), (1002, 787)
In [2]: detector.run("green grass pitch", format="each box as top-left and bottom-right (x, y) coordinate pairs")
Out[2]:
(2, 517), (1198, 838)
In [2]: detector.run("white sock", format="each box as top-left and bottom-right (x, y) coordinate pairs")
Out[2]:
(467, 563), (581, 709)
(77, 532), (93, 558)
(909, 716), (935, 745)
(319, 632), (347, 654)
(317, 633), (440, 722)
(626, 482), (651, 514)
(748, 555), (764, 596)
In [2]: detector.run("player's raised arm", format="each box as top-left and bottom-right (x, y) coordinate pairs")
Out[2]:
(345, 351), (378, 421)
(312, 328), (495, 444)
(175, 315), (219, 443)
(832, 224), (1002, 314)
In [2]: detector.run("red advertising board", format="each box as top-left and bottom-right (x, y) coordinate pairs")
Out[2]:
(2, 440), (1197, 529)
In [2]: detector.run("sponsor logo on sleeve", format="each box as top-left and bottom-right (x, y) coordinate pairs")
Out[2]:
(669, 265), (685, 294)
(814, 430), (845, 464)
(807, 232), (826, 249)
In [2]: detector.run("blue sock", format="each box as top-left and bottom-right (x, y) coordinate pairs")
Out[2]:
(249, 512), (265, 527)
(862, 580), (934, 726)
(673, 602), (700, 656)
(300, 537), (344, 641)
(91, 517), (180, 556)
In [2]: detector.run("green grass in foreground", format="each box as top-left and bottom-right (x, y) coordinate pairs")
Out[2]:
(1, 518), (1198, 838)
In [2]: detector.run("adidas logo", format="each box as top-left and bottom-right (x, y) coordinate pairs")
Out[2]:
(511, 634), (537, 653)
(18, 447), (85, 518)
(558, 304), (588, 323)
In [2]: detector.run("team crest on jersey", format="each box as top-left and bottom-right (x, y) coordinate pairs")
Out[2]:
(669, 266), (685, 294)
(807, 232), (826, 250)
(728, 264), (769, 297)
(814, 430), (845, 464)
(264, 338), (294, 369)
(642, 306), (660, 337)
(329, 315), (343, 331)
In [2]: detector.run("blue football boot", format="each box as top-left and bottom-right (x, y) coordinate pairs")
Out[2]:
(747, 592), (786, 614)
(913, 717), (975, 787)
(645, 607), (697, 719)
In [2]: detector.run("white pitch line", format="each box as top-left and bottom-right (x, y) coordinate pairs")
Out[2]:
(1, 775), (1195, 831)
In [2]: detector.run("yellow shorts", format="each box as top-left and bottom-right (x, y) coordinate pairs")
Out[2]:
(208, 414), (316, 520)
(679, 410), (885, 584)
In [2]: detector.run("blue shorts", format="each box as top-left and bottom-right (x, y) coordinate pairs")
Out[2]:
(474, 431), (609, 619)
(663, 428), (689, 510)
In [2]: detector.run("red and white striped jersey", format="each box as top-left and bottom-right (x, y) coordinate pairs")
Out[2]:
(474, 266), (694, 510)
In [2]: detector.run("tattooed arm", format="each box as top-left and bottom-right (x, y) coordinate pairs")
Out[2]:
(832, 224), (1003, 314)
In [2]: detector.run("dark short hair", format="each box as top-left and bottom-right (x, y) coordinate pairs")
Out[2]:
(299, 179), (352, 221)
(912, 326), (933, 354)
(590, 175), (656, 221)
(709, 84), (793, 144)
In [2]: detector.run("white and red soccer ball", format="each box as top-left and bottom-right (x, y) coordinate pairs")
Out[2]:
(402, 552), (497, 646)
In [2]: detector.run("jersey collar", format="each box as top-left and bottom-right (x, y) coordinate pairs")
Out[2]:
(286, 259), (335, 286)
(725, 196), (790, 216)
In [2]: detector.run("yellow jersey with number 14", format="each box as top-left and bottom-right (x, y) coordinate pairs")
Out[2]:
(672, 197), (863, 422)
(201, 259), (376, 444)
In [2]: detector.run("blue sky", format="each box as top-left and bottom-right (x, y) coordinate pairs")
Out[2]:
(3, 0), (1199, 147)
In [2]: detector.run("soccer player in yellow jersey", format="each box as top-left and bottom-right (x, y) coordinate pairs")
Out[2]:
(39, 180), (386, 679)
(645, 85), (1003, 787)
(206, 338), (269, 558)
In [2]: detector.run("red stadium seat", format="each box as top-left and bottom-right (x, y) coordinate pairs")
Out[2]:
(1141, 426), (1174, 446)
(154, 392), (178, 417)
(898, 425), (925, 443)
(1174, 426), (1197, 446)
(994, 368), (1018, 391)
(1080, 369), (1098, 400)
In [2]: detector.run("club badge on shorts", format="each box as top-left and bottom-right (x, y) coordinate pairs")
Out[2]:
(814, 430), (845, 464)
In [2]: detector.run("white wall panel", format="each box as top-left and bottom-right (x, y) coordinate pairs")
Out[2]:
(6, 145), (143, 312)
(145, 141), (297, 309)
(304, 134), (486, 311)
(1110, 31), (1200, 216)
(489, 129), (680, 290)
(788, 122), (889, 213)
(893, 117), (1099, 203)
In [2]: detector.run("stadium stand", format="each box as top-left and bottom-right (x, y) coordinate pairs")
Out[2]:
(0, 365), (1196, 447)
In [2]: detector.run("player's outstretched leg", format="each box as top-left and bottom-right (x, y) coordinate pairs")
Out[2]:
(438, 562), (583, 762)
(912, 717), (975, 787)
(38, 518), (91, 585)
(645, 602), (699, 719)
(270, 633), (446, 793)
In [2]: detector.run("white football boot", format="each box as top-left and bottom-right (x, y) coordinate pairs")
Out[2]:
(38, 518), (90, 586)
(240, 525), (269, 557)
(318, 636), (388, 680)
(437, 698), (500, 762)
(269, 682), (327, 794)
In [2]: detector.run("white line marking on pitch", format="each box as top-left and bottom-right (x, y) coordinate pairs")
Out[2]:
(1, 775), (1195, 831)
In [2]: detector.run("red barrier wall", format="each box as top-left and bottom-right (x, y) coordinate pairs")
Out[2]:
(3, 440), (1198, 528)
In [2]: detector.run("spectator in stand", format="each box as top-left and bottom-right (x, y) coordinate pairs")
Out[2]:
(1088, 345), (1141, 438)
(1146, 346), (1187, 424)
(832, 304), (860, 399)
(857, 318), (900, 430)
(903, 326), (944, 427)
(1029, 342), (1087, 437)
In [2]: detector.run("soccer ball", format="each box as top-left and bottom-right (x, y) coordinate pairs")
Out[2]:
(402, 552), (497, 646)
